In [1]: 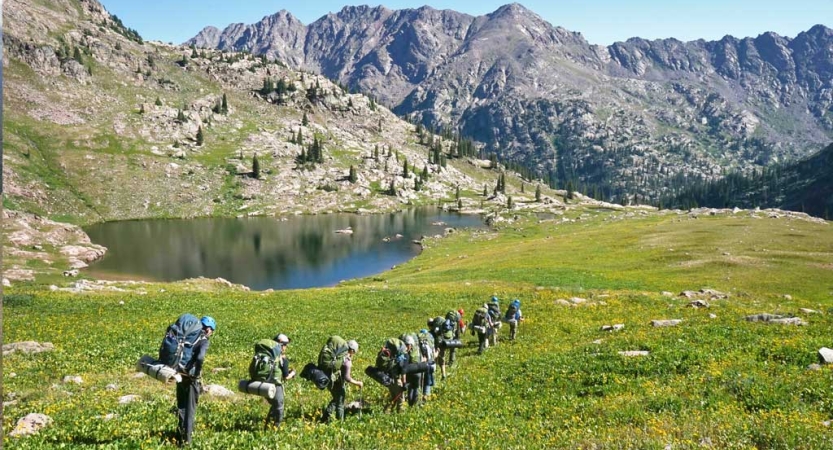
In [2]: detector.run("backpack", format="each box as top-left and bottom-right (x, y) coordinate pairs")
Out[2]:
(488, 302), (502, 322)
(159, 313), (205, 370)
(505, 302), (519, 321)
(418, 331), (435, 364)
(318, 336), (349, 376)
(248, 339), (280, 382)
(375, 338), (407, 375)
(472, 307), (489, 327)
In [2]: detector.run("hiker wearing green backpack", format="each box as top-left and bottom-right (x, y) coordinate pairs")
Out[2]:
(399, 333), (425, 407)
(470, 305), (494, 355)
(374, 337), (410, 412)
(436, 309), (463, 380)
(174, 315), (215, 446)
(248, 334), (296, 428)
(321, 338), (363, 423)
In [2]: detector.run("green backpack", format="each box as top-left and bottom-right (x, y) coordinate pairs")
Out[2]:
(249, 339), (280, 382)
(375, 338), (406, 374)
(318, 335), (349, 376)
(472, 307), (489, 327)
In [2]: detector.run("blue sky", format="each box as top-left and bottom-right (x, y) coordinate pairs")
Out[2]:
(99, 0), (830, 46)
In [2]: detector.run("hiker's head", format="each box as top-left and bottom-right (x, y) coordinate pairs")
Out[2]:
(512, 299), (521, 307)
(403, 335), (415, 349)
(457, 308), (464, 317)
(275, 334), (290, 347)
(491, 296), (499, 303)
(347, 340), (359, 355)
(200, 316), (216, 335)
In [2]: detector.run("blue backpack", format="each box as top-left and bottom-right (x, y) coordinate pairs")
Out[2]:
(159, 313), (205, 370)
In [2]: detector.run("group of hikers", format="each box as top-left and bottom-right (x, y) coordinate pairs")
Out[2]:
(153, 297), (523, 446)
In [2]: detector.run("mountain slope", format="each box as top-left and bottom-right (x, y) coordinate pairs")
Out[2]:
(188, 4), (833, 202)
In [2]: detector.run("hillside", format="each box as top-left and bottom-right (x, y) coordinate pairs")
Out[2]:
(189, 4), (833, 202)
(668, 142), (833, 218)
(1, 0), (578, 283)
(4, 209), (833, 448)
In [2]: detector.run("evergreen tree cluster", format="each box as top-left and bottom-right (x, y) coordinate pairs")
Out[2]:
(108, 15), (143, 44)
(297, 136), (325, 166)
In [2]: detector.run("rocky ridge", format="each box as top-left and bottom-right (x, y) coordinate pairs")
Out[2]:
(189, 4), (833, 202)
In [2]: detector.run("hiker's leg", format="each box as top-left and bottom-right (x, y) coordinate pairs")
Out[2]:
(266, 385), (285, 427)
(176, 378), (199, 445)
(477, 333), (486, 354)
(333, 382), (346, 420)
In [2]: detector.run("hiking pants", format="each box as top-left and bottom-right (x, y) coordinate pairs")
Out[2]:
(388, 382), (405, 412)
(176, 378), (200, 445)
(438, 347), (457, 367)
(266, 384), (285, 427)
(423, 364), (435, 397)
(324, 379), (346, 421)
(477, 332), (488, 354)
(406, 373), (422, 406)
(508, 319), (518, 339)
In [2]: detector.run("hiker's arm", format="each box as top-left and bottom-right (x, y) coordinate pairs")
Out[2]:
(186, 339), (210, 378)
(280, 355), (295, 380)
(343, 359), (363, 388)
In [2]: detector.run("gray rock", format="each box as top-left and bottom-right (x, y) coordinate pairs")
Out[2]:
(118, 395), (141, 404)
(569, 297), (587, 304)
(105, 383), (119, 391)
(651, 319), (682, 327)
(2, 341), (55, 356)
(203, 384), (235, 397)
(800, 308), (819, 314)
(63, 269), (79, 277)
(618, 350), (649, 357)
(808, 363), (823, 371)
(600, 324), (625, 331)
(555, 299), (571, 306)
(709, 313), (717, 319)
(688, 299), (709, 308)
(819, 348), (833, 364)
(63, 375), (83, 384)
(9, 413), (52, 437)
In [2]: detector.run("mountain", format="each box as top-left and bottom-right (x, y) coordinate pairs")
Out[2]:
(3, 0), (572, 281)
(667, 142), (833, 218)
(188, 4), (833, 202)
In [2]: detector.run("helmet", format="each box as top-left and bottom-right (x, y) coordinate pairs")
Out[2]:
(512, 299), (521, 307)
(420, 329), (428, 334)
(200, 316), (216, 331)
(491, 296), (499, 303)
(347, 340), (359, 352)
(274, 334), (290, 344)
(457, 308), (464, 317)
(403, 335), (416, 347)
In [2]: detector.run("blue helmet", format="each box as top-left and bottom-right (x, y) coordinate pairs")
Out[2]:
(201, 316), (216, 331)
(491, 296), (499, 303)
(511, 299), (521, 307)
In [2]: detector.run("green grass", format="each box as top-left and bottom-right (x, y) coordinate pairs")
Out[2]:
(4, 211), (833, 448)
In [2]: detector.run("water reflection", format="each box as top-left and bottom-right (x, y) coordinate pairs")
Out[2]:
(84, 208), (483, 290)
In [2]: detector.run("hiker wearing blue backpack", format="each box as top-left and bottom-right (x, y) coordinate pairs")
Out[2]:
(173, 315), (215, 446)
(321, 339), (363, 423)
(504, 299), (524, 340)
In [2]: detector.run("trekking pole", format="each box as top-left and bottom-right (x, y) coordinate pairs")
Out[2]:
(358, 386), (363, 420)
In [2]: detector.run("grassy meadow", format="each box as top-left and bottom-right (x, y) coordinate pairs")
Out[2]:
(4, 209), (833, 448)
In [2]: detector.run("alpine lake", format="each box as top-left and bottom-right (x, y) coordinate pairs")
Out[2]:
(83, 208), (485, 290)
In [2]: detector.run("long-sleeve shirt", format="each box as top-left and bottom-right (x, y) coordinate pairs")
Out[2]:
(184, 335), (210, 378)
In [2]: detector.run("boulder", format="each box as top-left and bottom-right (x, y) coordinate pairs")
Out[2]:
(651, 319), (682, 327)
(688, 300), (709, 308)
(203, 384), (234, 398)
(569, 297), (587, 304)
(819, 348), (833, 364)
(63, 375), (83, 384)
(9, 413), (52, 437)
(800, 308), (819, 314)
(105, 383), (119, 391)
(2, 341), (54, 356)
(600, 324), (625, 332)
(745, 313), (807, 325)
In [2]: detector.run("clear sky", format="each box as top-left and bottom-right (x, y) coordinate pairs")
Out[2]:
(99, 0), (831, 46)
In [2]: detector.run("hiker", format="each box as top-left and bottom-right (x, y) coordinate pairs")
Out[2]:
(175, 316), (215, 446)
(417, 329), (436, 399)
(377, 337), (410, 412)
(322, 339), (363, 422)
(265, 334), (296, 428)
(487, 297), (502, 346)
(504, 299), (524, 340)
(436, 309), (463, 379)
(400, 333), (423, 407)
(470, 305), (494, 355)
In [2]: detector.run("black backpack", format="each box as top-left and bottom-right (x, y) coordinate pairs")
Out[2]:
(488, 303), (501, 322)
(472, 308), (489, 327)
(249, 339), (280, 382)
(159, 314), (205, 370)
(505, 303), (519, 321)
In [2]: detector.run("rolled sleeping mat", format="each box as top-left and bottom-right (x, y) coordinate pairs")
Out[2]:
(300, 362), (330, 390)
(238, 380), (277, 399)
(136, 355), (181, 383)
(439, 339), (464, 349)
(400, 361), (430, 375)
(365, 366), (394, 386)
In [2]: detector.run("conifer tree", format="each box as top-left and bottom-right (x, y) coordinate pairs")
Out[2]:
(483, 184), (488, 197)
(535, 184), (542, 202)
(252, 153), (260, 179)
(374, 144), (380, 162)
(302, 112), (309, 126)
(296, 129), (303, 147)
(221, 93), (228, 114)
(155, 96), (162, 107)
(421, 165), (428, 181)
(455, 185), (460, 200)
(388, 179), (396, 196)
(521, 182), (525, 193)
(507, 196), (513, 209)
(349, 165), (357, 183)
(196, 126), (204, 146)
(403, 158), (409, 178)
